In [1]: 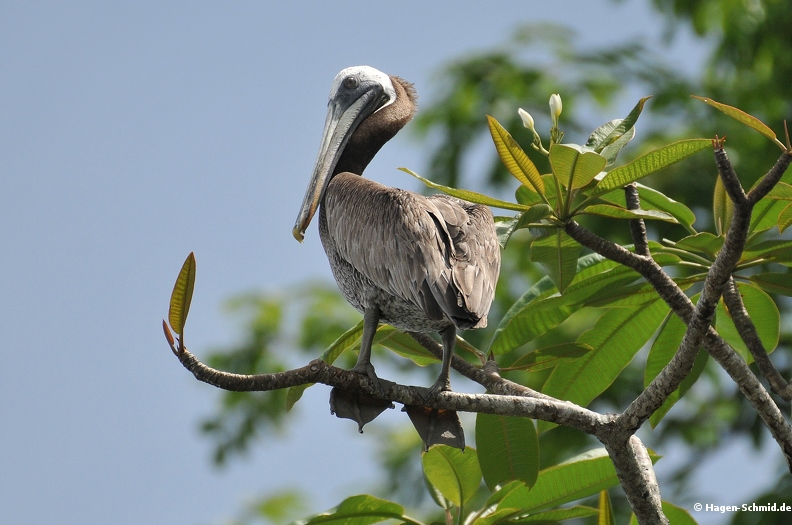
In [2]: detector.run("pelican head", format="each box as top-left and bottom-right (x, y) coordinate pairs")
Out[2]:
(293, 66), (397, 242)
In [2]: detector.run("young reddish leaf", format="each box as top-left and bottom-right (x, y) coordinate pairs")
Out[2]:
(169, 252), (196, 336)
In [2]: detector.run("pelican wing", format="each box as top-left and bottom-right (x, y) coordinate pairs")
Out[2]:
(324, 173), (500, 329)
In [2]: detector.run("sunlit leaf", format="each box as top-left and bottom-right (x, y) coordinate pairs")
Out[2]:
(400, 167), (529, 211)
(169, 252), (196, 336)
(550, 143), (607, 190)
(692, 95), (786, 150)
(594, 139), (711, 195)
(531, 229), (581, 293)
(422, 446), (482, 508)
(476, 414), (539, 490)
(598, 490), (616, 525)
(487, 115), (545, 195)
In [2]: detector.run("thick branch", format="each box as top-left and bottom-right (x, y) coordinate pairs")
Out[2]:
(175, 347), (608, 435)
(604, 435), (667, 525)
(723, 278), (792, 400)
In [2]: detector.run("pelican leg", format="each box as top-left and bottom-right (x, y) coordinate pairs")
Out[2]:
(426, 325), (455, 401)
(351, 305), (383, 393)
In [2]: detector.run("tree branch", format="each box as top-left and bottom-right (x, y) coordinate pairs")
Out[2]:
(722, 277), (792, 400)
(603, 435), (667, 525)
(625, 183), (650, 257)
(174, 346), (608, 435)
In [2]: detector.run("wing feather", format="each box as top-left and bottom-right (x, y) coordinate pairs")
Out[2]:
(324, 173), (500, 330)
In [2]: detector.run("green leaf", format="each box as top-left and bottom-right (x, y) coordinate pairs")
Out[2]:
(599, 126), (637, 167)
(692, 95), (786, 150)
(598, 183), (697, 233)
(540, 298), (668, 429)
(646, 309), (709, 428)
(581, 204), (678, 223)
(594, 139), (711, 195)
(765, 182), (792, 201)
(487, 278), (568, 355)
(169, 252), (196, 336)
(494, 448), (659, 514)
(476, 414), (539, 490)
(750, 198), (786, 235)
(779, 203), (792, 233)
(659, 501), (697, 525)
(713, 175), (734, 236)
(715, 282), (780, 362)
(487, 115), (545, 196)
(749, 272), (792, 296)
(495, 205), (556, 248)
(508, 343), (593, 371)
(488, 258), (640, 354)
(740, 240), (792, 265)
(495, 216), (519, 248)
(630, 501), (698, 525)
(588, 97), (651, 151)
(374, 326), (438, 366)
(550, 143), (607, 190)
(399, 167), (529, 212)
(598, 490), (616, 525)
(673, 232), (723, 259)
(422, 446), (482, 508)
(531, 230), (581, 293)
(303, 494), (419, 525)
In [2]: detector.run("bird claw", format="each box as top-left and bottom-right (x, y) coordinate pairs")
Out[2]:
(351, 362), (385, 395)
(425, 378), (451, 404)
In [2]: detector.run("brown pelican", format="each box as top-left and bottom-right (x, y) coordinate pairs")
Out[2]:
(293, 66), (500, 400)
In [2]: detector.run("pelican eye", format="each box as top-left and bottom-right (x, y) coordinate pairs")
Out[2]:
(342, 76), (359, 90)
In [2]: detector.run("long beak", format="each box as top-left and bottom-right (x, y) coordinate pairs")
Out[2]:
(292, 84), (386, 242)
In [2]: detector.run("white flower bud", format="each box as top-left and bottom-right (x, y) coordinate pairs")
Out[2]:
(518, 108), (535, 132)
(549, 94), (563, 125)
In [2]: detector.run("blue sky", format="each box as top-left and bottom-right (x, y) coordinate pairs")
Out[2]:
(0, 2), (776, 524)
